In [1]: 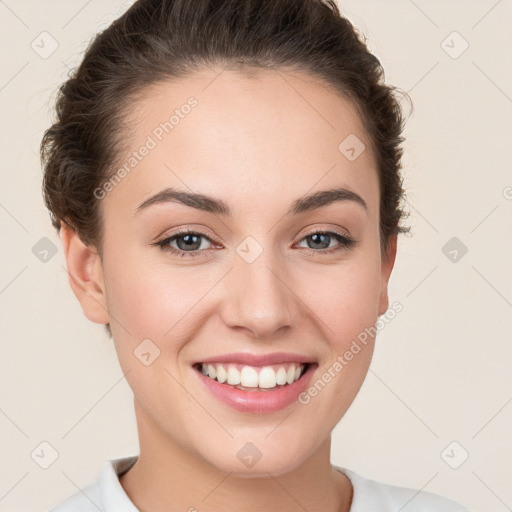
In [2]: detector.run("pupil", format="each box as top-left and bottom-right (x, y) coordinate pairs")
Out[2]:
(178, 234), (200, 250)
(309, 233), (329, 249)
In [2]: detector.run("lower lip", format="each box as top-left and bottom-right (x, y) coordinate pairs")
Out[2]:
(193, 364), (317, 413)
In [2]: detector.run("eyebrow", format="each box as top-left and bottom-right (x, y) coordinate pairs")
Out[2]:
(135, 186), (368, 217)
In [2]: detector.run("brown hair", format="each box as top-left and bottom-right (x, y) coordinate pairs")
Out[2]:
(41, 0), (411, 337)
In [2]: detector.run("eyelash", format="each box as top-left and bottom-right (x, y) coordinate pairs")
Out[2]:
(153, 228), (357, 258)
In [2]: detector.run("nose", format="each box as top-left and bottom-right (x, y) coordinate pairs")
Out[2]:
(219, 249), (298, 339)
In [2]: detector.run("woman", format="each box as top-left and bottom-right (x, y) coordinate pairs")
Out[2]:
(41, 0), (470, 510)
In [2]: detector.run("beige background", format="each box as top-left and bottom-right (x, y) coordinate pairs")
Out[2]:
(1, 1), (511, 511)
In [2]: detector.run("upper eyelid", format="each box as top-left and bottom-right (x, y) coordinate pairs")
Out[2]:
(299, 226), (350, 239)
(160, 227), (219, 243)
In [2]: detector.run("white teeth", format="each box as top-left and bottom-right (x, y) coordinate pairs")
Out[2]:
(240, 366), (259, 387)
(207, 364), (216, 380)
(227, 365), (241, 385)
(216, 364), (227, 383)
(258, 366), (277, 388)
(199, 362), (307, 389)
(276, 367), (287, 385)
(286, 366), (295, 385)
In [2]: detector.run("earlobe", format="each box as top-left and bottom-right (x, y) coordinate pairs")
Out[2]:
(378, 234), (398, 317)
(60, 223), (110, 325)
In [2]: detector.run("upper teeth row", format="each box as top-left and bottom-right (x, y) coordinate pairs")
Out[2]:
(200, 363), (305, 388)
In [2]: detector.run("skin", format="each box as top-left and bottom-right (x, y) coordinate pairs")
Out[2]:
(60, 67), (397, 512)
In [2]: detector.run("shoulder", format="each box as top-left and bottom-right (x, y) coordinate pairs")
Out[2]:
(48, 480), (103, 512)
(336, 466), (471, 512)
(48, 456), (139, 512)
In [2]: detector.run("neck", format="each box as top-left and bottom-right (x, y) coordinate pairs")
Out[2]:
(119, 398), (353, 512)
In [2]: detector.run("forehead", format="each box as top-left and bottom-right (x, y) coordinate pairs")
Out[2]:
(105, 68), (379, 221)
(126, 67), (371, 154)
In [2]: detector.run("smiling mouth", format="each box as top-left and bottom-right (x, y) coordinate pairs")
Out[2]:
(192, 362), (314, 391)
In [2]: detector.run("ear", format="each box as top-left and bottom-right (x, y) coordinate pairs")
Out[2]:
(60, 222), (110, 325)
(378, 233), (397, 316)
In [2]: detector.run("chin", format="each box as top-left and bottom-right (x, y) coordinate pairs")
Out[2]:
(198, 438), (312, 478)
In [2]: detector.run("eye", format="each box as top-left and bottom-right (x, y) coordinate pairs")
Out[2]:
(295, 230), (356, 255)
(154, 230), (217, 258)
(153, 228), (357, 258)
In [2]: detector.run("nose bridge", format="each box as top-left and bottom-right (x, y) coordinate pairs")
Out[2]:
(221, 238), (296, 338)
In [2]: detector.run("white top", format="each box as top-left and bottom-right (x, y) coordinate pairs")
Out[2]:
(49, 455), (470, 511)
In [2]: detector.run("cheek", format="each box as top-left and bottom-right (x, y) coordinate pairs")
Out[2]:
(103, 259), (199, 412)
(104, 227), (383, 347)
(296, 263), (381, 426)
(298, 256), (382, 348)
(104, 253), (201, 340)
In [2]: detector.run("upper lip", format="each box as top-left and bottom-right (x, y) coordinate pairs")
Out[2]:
(194, 352), (317, 367)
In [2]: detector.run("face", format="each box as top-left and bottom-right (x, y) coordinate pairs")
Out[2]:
(63, 67), (396, 477)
